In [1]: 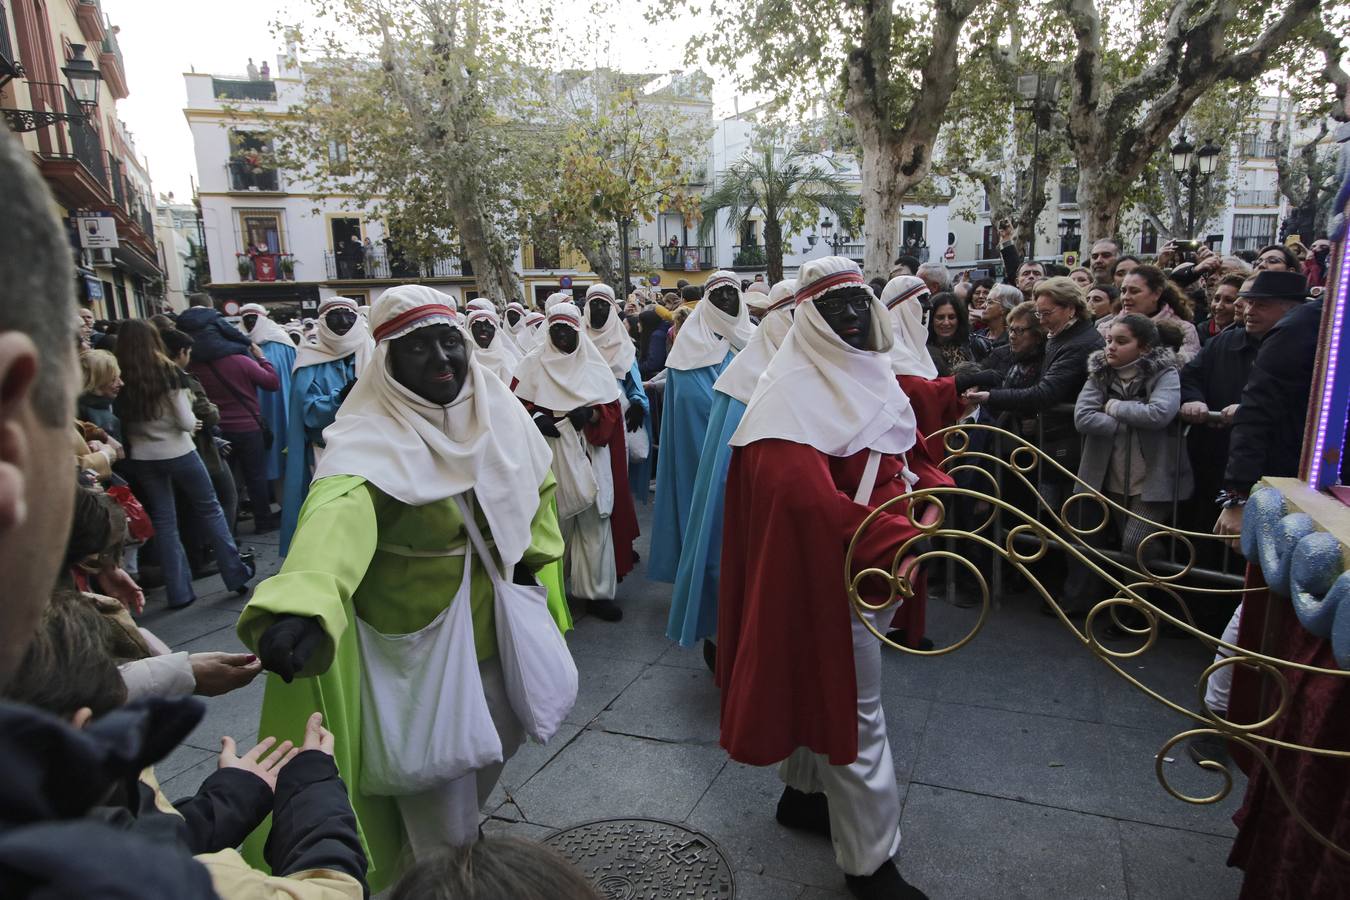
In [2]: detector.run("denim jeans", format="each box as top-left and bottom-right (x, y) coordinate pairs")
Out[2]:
(126, 450), (252, 607)
(222, 428), (273, 525)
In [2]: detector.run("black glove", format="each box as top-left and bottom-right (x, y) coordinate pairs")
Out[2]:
(511, 562), (538, 586)
(257, 615), (326, 683)
(533, 412), (561, 438)
(624, 403), (646, 432)
(955, 369), (1002, 393)
(336, 379), (357, 405)
(565, 406), (593, 431)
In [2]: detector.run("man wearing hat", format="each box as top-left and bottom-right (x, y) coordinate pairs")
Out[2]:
(718, 257), (945, 900)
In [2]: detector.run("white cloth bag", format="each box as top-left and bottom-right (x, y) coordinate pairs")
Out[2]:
(454, 495), (579, 744)
(354, 539), (502, 796)
(549, 420), (598, 520)
(618, 390), (649, 464)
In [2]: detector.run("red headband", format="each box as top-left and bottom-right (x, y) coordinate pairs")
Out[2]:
(796, 270), (865, 306)
(373, 303), (456, 341)
(885, 284), (929, 309)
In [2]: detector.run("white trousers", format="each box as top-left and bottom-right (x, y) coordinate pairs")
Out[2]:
(561, 503), (617, 601)
(779, 605), (901, 876)
(394, 657), (523, 858)
(1203, 605), (1243, 715)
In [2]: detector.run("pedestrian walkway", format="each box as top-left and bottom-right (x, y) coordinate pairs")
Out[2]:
(143, 506), (1245, 899)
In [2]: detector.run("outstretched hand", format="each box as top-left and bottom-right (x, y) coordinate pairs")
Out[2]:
(219, 734), (295, 792)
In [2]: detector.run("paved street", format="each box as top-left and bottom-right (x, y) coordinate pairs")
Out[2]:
(142, 504), (1245, 900)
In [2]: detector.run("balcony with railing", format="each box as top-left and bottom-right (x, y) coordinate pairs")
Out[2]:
(26, 84), (109, 207)
(1234, 189), (1279, 207)
(0, 2), (19, 81)
(226, 161), (283, 192)
(729, 244), (765, 269)
(236, 252), (296, 282)
(99, 21), (129, 100)
(1239, 137), (1280, 159)
(322, 248), (464, 280)
(213, 78), (278, 101)
(76, 0), (107, 44)
(660, 244), (716, 270)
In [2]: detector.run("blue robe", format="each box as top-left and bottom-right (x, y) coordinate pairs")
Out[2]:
(280, 355), (356, 555)
(621, 361), (655, 504)
(257, 339), (296, 482)
(666, 388), (745, 646)
(648, 352), (733, 582)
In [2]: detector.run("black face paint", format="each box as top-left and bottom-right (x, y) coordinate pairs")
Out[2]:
(470, 319), (496, 349)
(549, 323), (579, 355)
(242, 314), (259, 331)
(588, 297), (611, 328)
(506, 309), (522, 326)
(814, 287), (872, 350)
(709, 285), (740, 316)
(325, 309), (358, 336)
(388, 324), (468, 405)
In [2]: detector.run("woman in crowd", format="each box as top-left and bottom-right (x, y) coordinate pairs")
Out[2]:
(79, 349), (124, 443)
(1195, 273), (1245, 345)
(969, 277), (994, 318)
(1098, 264), (1200, 360)
(1110, 255), (1142, 286)
(926, 292), (990, 376)
(114, 320), (253, 608)
(1069, 267), (1094, 291)
(979, 283), (1016, 352)
(1086, 283), (1119, 322)
(1254, 243), (1300, 272)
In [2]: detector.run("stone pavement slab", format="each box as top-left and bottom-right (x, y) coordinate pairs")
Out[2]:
(1117, 820), (1243, 899)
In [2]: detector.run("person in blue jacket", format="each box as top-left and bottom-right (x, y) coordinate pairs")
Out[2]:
(279, 296), (374, 554)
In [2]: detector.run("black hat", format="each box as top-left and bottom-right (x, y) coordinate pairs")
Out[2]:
(1239, 270), (1308, 301)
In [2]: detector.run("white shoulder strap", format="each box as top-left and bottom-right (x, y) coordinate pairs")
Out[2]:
(451, 493), (508, 583)
(853, 450), (882, 505)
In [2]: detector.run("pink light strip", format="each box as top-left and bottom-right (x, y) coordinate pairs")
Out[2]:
(1308, 236), (1350, 488)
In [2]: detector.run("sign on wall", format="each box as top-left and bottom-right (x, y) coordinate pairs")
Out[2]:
(75, 212), (119, 250)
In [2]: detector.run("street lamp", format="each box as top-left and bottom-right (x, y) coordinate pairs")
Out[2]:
(1, 44), (102, 132)
(1171, 134), (1220, 238)
(1014, 71), (1061, 261)
(817, 217), (848, 255)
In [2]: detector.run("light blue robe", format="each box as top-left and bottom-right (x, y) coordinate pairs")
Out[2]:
(280, 355), (356, 555)
(648, 351), (733, 583)
(256, 339), (296, 481)
(621, 361), (655, 504)
(666, 388), (745, 646)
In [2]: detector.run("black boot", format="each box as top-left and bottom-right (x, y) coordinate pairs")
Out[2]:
(702, 639), (717, 674)
(1187, 732), (1231, 768)
(885, 629), (934, 651)
(775, 786), (831, 837)
(845, 860), (928, 900)
(587, 597), (623, 622)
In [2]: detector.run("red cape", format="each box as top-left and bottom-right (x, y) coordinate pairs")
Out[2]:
(717, 439), (952, 766)
(896, 374), (962, 461)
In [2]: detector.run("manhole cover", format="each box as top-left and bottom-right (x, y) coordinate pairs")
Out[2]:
(543, 817), (735, 899)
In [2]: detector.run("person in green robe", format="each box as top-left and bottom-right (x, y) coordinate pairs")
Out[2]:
(237, 285), (572, 893)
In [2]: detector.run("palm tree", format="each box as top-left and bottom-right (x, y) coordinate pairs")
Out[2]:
(698, 145), (860, 283)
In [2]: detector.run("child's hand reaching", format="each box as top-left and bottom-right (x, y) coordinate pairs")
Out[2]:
(219, 735), (296, 792)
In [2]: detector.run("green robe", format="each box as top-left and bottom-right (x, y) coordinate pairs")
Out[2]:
(236, 473), (569, 893)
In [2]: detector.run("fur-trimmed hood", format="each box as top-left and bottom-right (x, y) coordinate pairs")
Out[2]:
(1086, 344), (1180, 384)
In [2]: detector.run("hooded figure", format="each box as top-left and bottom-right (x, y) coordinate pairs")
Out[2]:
(466, 305), (522, 385)
(512, 302), (630, 621)
(279, 296), (376, 554)
(717, 257), (946, 900)
(666, 279), (795, 657)
(240, 302), (296, 482)
(648, 270), (753, 582)
(239, 286), (572, 890)
(502, 301), (536, 355)
(583, 283), (653, 507)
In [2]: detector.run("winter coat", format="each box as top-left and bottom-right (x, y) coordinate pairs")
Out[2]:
(1179, 323), (1258, 491)
(1224, 299), (1323, 490)
(190, 353), (280, 433)
(1074, 346), (1193, 503)
(985, 317), (1104, 473)
(78, 393), (122, 443)
(176, 307), (252, 363)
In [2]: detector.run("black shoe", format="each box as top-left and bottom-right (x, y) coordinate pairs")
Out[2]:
(885, 629), (934, 651)
(167, 596), (197, 611)
(587, 597), (623, 622)
(702, 639), (717, 674)
(1187, 733), (1231, 769)
(190, 559), (220, 579)
(845, 860), (928, 900)
(775, 786), (831, 837)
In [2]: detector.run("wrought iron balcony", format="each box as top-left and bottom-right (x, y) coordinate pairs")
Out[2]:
(322, 248), (463, 280)
(226, 161), (282, 192)
(213, 77), (278, 101)
(0, 2), (22, 85)
(660, 244), (715, 270)
(729, 244), (764, 269)
(236, 251), (295, 282)
(1234, 189), (1279, 207)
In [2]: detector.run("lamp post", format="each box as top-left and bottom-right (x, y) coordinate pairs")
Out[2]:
(816, 217), (848, 255)
(1, 44), (103, 133)
(1014, 71), (1060, 262)
(1170, 135), (1220, 239)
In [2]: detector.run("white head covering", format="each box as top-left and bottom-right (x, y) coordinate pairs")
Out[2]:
(583, 283), (636, 378)
(503, 301), (536, 355)
(730, 257), (917, 458)
(511, 303), (621, 412)
(880, 276), (939, 379)
(743, 281), (773, 314)
(666, 270), (754, 370)
(714, 279), (797, 404)
(313, 285), (552, 566)
(292, 297), (375, 374)
(525, 311), (546, 332)
(239, 302), (292, 347)
(467, 305), (522, 384)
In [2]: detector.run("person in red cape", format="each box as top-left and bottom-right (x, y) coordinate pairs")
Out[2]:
(717, 257), (945, 900)
(511, 301), (632, 622)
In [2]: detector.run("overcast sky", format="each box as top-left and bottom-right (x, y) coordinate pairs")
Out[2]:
(103, 0), (741, 200)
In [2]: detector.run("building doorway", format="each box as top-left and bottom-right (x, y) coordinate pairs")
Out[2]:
(330, 217), (364, 279)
